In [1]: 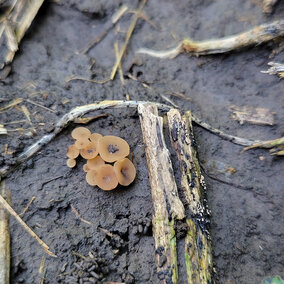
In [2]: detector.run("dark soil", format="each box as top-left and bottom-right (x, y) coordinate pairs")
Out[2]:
(0, 0), (284, 283)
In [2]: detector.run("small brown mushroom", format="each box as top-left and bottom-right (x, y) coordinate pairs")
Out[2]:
(71, 127), (91, 140)
(90, 133), (103, 145)
(66, 144), (80, 159)
(75, 138), (90, 150)
(80, 142), (99, 159)
(98, 136), (130, 163)
(114, 158), (136, 186)
(67, 158), (76, 168)
(87, 155), (105, 169)
(83, 164), (91, 172)
(86, 170), (98, 186)
(96, 164), (118, 190)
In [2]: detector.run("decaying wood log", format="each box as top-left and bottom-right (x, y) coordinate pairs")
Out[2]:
(0, 0), (44, 76)
(167, 109), (213, 284)
(0, 181), (10, 284)
(137, 20), (284, 58)
(138, 103), (185, 284)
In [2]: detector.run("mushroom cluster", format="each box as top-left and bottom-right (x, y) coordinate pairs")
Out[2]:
(66, 127), (136, 191)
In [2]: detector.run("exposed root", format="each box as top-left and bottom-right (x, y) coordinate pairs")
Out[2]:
(137, 20), (284, 58)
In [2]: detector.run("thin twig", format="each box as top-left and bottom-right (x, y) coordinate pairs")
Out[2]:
(80, 5), (128, 54)
(65, 75), (111, 85)
(242, 137), (284, 152)
(71, 204), (92, 226)
(19, 196), (35, 216)
(0, 181), (10, 284)
(114, 42), (125, 85)
(25, 99), (57, 113)
(191, 114), (258, 146)
(0, 193), (56, 257)
(137, 20), (284, 58)
(110, 0), (147, 80)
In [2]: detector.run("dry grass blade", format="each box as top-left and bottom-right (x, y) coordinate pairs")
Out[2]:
(0, 98), (23, 112)
(114, 42), (125, 85)
(137, 20), (284, 58)
(0, 124), (8, 135)
(0, 181), (10, 284)
(80, 5), (128, 54)
(71, 204), (92, 225)
(261, 62), (284, 78)
(0, 193), (57, 257)
(110, 0), (147, 80)
(243, 137), (284, 152)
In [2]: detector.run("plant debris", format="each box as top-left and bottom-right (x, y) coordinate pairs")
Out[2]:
(137, 20), (284, 58)
(230, 105), (275, 126)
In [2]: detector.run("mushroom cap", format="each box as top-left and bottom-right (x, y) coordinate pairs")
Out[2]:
(86, 170), (98, 186)
(80, 142), (99, 159)
(87, 155), (105, 169)
(90, 133), (103, 145)
(96, 164), (118, 191)
(114, 158), (136, 186)
(71, 127), (91, 140)
(83, 164), (91, 172)
(67, 158), (76, 168)
(66, 144), (80, 159)
(98, 136), (130, 163)
(75, 138), (90, 150)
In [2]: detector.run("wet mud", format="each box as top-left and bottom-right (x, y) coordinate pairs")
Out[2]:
(0, 0), (283, 283)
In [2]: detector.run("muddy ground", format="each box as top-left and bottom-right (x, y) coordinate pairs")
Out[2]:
(0, 0), (284, 283)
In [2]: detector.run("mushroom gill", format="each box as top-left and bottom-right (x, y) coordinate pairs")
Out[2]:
(80, 142), (98, 159)
(114, 158), (136, 186)
(98, 136), (130, 163)
(86, 170), (98, 186)
(71, 127), (91, 140)
(95, 164), (118, 190)
(66, 144), (80, 159)
(87, 155), (105, 169)
(67, 158), (76, 168)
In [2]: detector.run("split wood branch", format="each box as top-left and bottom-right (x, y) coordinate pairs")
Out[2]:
(0, 181), (10, 284)
(0, 0), (44, 72)
(167, 109), (213, 283)
(261, 62), (284, 78)
(138, 103), (185, 284)
(137, 20), (284, 58)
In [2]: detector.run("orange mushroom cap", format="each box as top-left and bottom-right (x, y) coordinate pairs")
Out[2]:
(67, 158), (76, 168)
(83, 164), (91, 172)
(86, 170), (98, 186)
(80, 142), (99, 159)
(98, 136), (130, 163)
(87, 155), (105, 169)
(71, 127), (91, 140)
(90, 133), (103, 145)
(95, 164), (118, 191)
(66, 144), (80, 159)
(114, 158), (136, 186)
(75, 138), (90, 150)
